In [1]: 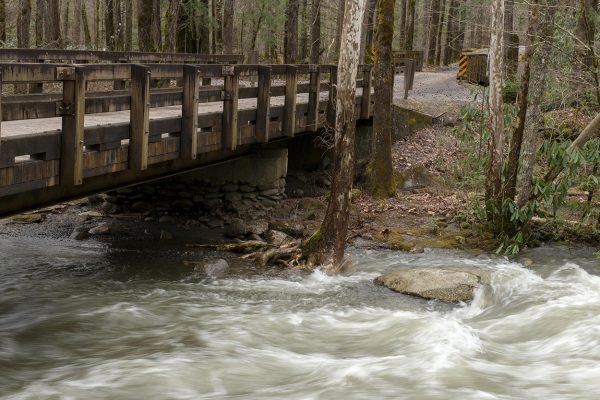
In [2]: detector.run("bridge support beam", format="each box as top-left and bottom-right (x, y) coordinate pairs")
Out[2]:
(256, 66), (271, 143)
(60, 67), (86, 186)
(130, 64), (150, 171)
(222, 66), (239, 150)
(307, 65), (321, 132)
(182, 66), (200, 160)
(360, 64), (373, 119)
(283, 65), (298, 137)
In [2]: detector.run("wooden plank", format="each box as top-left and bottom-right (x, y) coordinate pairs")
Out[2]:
(129, 64), (150, 171)
(84, 64), (132, 81)
(256, 66), (271, 143)
(0, 70), (2, 160)
(0, 63), (58, 83)
(307, 65), (321, 132)
(181, 65), (200, 160)
(60, 67), (86, 186)
(360, 64), (372, 119)
(222, 66), (239, 150)
(283, 65), (298, 137)
(327, 65), (338, 127)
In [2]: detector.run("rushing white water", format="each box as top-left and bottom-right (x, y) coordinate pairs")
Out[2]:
(0, 237), (599, 399)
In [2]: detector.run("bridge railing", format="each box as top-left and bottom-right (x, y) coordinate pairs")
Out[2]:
(0, 62), (373, 214)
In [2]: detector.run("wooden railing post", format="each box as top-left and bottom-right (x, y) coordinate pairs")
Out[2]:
(130, 64), (150, 171)
(327, 65), (338, 127)
(222, 65), (239, 150)
(360, 64), (373, 119)
(283, 65), (298, 137)
(307, 65), (321, 132)
(256, 65), (271, 143)
(60, 66), (86, 186)
(182, 65), (200, 160)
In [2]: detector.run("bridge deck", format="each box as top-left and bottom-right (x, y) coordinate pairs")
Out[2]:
(0, 62), (375, 217)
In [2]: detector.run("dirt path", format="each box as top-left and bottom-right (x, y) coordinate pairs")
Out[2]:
(394, 68), (479, 116)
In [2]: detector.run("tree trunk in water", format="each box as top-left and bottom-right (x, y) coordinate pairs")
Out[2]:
(304, 0), (366, 272)
(406, 0), (415, 51)
(284, 0), (299, 63)
(17, 0), (31, 48)
(310, 0), (321, 64)
(368, 0), (396, 198)
(502, 0), (540, 205)
(484, 0), (505, 220)
(164, 0), (180, 53)
(223, 0), (234, 53)
(427, 0), (441, 64)
(516, 2), (558, 208)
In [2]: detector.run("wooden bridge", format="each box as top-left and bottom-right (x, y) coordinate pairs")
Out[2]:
(0, 49), (375, 217)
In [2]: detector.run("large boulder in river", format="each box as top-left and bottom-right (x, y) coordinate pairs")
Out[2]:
(374, 267), (491, 302)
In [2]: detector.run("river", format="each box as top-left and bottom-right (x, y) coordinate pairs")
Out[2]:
(1, 236), (599, 399)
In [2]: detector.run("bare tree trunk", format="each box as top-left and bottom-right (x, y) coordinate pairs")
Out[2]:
(82, 1), (93, 48)
(398, 0), (407, 49)
(484, 0), (505, 219)
(199, 0), (210, 53)
(304, 0), (367, 271)
(165, 0), (180, 53)
(503, 0), (540, 204)
(46, 0), (61, 48)
(35, 0), (44, 47)
(443, 0), (459, 65)
(336, 0), (345, 57)
(17, 0), (32, 48)
(427, 0), (441, 64)
(517, 2), (558, 208)
(362, 0), (376, 63)
(95, 0), (101, 49)
(406, 0), (416, 50)
(504, 0), (518, 79)
(138, 0), (161, 52)
(368, 0), (396, 198)
(223, 0), (234, 53)
(310, 0), (321, 64)
(105, 0), (115, 49)
(284, 0), (300, 63)
(0, 0), (5, 43)
(64, 1), (70, 46)
(125, 0), (132, 50)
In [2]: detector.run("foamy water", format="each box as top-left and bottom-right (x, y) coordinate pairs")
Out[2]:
(1, 238), (599, 399)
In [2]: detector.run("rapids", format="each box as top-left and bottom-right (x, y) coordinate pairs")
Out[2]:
(1, 237), (599, 399)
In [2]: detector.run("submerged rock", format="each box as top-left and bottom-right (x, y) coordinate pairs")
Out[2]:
(374, 266), (491, 302)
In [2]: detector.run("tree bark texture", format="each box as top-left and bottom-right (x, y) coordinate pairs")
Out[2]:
(427, 0), (442, 64)
(368, 0), (396, 198)
(17, 0), (31, 48)
(503, 0), (540, 204)
(484, 0), (505, 216)
(0, 0), (5, 43)
(516, 2), (558, 207)
(362, 0), (376, 63)
(46, 0), (61, 48)
(406, 0), (416, 50)
(310, 0), (322, 64)
(164, 0), (180, 53)
(223, 0), (234, 54)
(309, 0), (366, 271)
(284, 0), (300, 63)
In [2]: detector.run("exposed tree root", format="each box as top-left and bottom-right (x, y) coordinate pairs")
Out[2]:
(241, 241), (302, 267)
(186, 240), (272, 253)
